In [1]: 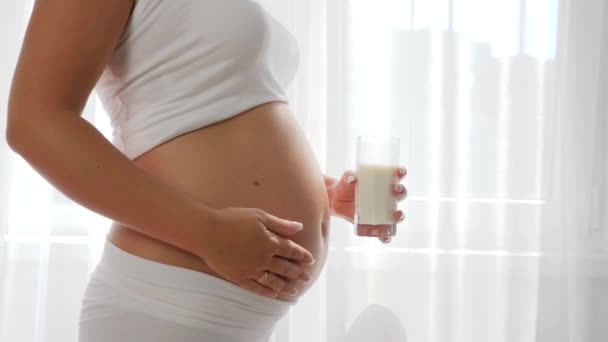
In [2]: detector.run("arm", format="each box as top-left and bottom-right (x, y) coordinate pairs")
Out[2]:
(323, 170), (406, 244)
(5, 0), (213, 255)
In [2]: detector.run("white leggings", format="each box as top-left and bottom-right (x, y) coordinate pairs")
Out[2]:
(78, 238), (295, 342)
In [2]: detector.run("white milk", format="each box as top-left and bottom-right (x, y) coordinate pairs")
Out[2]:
(355, 164), (398, 225)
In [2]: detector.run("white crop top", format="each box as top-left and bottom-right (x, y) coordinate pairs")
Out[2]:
(95, 0), (300, 159)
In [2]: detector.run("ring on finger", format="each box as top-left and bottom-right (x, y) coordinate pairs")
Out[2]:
(257, 271), (270, 284)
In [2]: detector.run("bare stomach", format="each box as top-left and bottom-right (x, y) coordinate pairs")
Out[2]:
(107, 101), (331, 302)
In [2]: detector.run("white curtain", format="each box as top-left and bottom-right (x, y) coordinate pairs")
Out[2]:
(1, 0), (607, 341)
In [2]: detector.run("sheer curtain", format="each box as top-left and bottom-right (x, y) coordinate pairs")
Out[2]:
(1, 0), (606, 341)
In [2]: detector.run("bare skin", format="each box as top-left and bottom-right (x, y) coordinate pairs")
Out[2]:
(6, 0), (408, 303)
(110, 101), (408, 301)
(113, 101), (332, 301)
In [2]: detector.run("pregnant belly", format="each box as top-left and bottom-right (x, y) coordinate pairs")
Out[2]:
(107, 101), (331, 302)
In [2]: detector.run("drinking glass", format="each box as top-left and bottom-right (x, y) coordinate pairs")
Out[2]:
(354, 135), (401, 237)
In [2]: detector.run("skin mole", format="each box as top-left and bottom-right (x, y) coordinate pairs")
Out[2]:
(252, 180), (261, 186)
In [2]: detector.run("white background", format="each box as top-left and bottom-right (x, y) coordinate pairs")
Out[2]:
(1, 0), (607, 341)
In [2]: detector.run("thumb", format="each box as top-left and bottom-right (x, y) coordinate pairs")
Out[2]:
(333, 171), (357, 201)
(342, 171), (357, 185)
(264, 213), (304, 237)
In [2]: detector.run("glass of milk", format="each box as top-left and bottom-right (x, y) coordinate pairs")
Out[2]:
(354, 135), (401, 237)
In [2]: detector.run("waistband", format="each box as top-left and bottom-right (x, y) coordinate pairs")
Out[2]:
(93, 238), (295, 339)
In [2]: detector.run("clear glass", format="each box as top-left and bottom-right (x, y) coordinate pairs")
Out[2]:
(354, 135), (401, 237)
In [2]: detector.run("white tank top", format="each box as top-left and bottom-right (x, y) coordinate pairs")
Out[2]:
(95, 0), (300, 159)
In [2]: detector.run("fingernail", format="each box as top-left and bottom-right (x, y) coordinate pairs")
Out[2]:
(301, 272), (312, 281)
(399, 211), (405, 220)
(394, 183), (404, 193)
(346, 175), (356, 184)
(292, 221), (303, 230)
(287, 287), (298, 296)
(399, 167), (407, 175)
(307, 258), (316, 265)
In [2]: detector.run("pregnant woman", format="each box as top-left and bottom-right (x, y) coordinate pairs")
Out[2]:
(6, 1), (407, 341)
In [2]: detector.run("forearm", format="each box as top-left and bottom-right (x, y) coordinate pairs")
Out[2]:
(7, 112), (213, 255)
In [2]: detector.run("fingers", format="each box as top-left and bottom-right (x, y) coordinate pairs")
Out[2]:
(393, 167), (408, 202)
(359, 227), (393, 243)
(396, 166), (407, 180)
(274, 237), (316, 265)
(241, 279), (279, 299)
(345, 166), (406, 183)
(344, 171), (357, 185)
(343, 169), (406, 202)
(392, 182), (408, 201)
(254, 271), (289, 294)
(356, 210), (405, 237)
(379, 237), (392, 244)
(267, 256), (312, 282)
(393, 209), (406, 223)
(247, 270), (301, 297)
(357, 224), (393, 237)
(332, 171), (356, 204)
(264, 213), (304, 237)
(379, 211), (405, 244)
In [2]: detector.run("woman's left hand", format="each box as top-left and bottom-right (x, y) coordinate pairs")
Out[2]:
(325, 166), (408, 244)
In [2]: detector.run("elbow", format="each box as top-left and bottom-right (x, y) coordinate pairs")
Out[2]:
(5, 107), (36, 155)
(5, 116), (22, 153)
(6, 97), (47, 154)
(6, 96), (24, 151)
(5, 113), (26, 153)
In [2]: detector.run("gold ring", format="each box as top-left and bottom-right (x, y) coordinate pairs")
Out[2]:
(258, 271), (269, 284)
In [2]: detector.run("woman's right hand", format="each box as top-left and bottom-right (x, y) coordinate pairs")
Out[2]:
(196, 207), (315, 299)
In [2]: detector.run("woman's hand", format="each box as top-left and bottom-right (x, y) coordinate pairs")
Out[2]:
(197, 207), (315, 299)
(326, 166), (408, 244)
